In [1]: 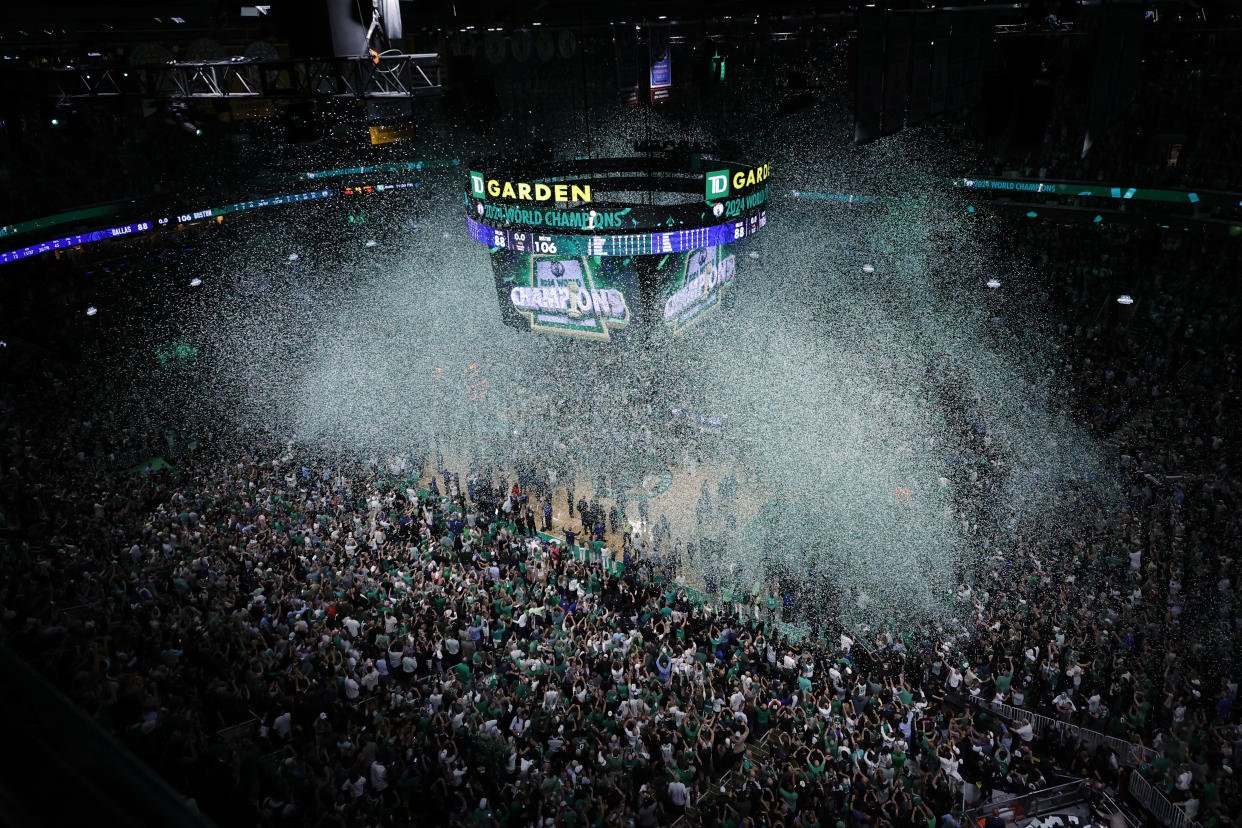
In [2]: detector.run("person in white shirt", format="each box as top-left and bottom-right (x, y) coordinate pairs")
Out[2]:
(947, 666), (963, 691)
(370, 761), (389, 792)
(668, 779), (688, 812)
(1053, 691), (1077, 721)
(361, 663), (380, 693)
(343, 775), (366, 800)
(273, 711), (292, 739)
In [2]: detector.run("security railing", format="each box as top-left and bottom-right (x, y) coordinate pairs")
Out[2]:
(964, 779), (1090, 824)
(965, 695), (1155, 767)
(1128, 769), (1202, 828)
(963, 696), (1202, 828)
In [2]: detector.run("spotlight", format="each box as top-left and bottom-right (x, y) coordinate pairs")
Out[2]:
(986, 279), (1001, 289)
(51, 118), (59, 125)
(1116, 295), (1134, 305)
(189, 278), (202, 287)
(86, 306), (98, 316)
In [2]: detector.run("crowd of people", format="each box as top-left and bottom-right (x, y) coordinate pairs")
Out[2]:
(2, 208), (1241, 828)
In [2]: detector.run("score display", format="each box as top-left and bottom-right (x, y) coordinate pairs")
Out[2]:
(467, 211), (765, 257)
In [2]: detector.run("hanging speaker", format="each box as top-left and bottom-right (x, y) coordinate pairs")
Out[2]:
(325, 0), (368, 58)
(511, 32), (533, 63)
(536, 31), (556, 62)
(484, 33), (507, 64)
(453, 33), (478, 59)
(244, 40), (281, 83)
(557, 30), (577, 60)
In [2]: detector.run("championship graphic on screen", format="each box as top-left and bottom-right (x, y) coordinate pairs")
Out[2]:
(492, 251), (637, 342)
(660, 246), (736, 334)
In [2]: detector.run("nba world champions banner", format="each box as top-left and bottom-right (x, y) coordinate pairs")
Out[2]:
(648, 23), (672, 102)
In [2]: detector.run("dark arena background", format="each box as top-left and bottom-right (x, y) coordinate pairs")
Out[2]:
(1, 1), (1240, 826)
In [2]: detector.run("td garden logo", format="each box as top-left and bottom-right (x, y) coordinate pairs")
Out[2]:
(705, 170), (730, 201)
(705, 164), (772, 203)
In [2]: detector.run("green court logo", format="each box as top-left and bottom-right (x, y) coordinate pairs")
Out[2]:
(469, 170), (486, 198)
(705, 170), (730, 201)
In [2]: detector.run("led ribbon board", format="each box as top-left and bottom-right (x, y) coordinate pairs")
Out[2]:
(0, 189), (336, 265)
(467, 216), (765, 256)
(465, 156), (771, 240)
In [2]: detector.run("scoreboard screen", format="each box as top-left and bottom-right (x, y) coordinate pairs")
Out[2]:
(658, 246), (738, 335)
(491, 249), (642, 343)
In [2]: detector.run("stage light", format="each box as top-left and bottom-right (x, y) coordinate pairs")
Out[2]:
(189, 278), (202, 287)
(1117, 295), (1134, 305)
(86, 306), (98, 316)
(50, 118), (59, 125)
(986, 279), (1001, 289)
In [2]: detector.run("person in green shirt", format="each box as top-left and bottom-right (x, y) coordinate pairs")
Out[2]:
(453, 661), (470, 683)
